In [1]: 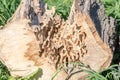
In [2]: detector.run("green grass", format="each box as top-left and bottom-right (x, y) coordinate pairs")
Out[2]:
(0, 0), (20, 26)
(44, 0), (73, 20)
(76, 62), (120, 80)
(0, 61), (10, 80)
(50, 62), (120, 80)
(86, 64), (120, 80)
(0, 61), (42, 80)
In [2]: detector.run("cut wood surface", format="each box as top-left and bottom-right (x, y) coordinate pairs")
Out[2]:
(77, 0), (117, 52)
(0, 0), (114, 80)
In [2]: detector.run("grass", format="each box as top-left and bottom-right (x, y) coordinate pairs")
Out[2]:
(0, 0), (120, 80)
(86, 64), (120, 80)
(0, 61), (10, 80)
(44, 0), (73, 20)
(0, 0), (20, 26)
(50, 62), (120, 80)
(0, 61), (42, 80)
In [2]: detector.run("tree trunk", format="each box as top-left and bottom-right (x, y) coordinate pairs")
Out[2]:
(70, 0), (117, 52)
(0, 0), (115, 80)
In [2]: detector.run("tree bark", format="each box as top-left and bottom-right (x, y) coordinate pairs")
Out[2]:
(71, 0), (117, 52)
(0, 0), (115, 80)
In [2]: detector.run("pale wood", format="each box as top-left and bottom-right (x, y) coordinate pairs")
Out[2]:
(0, 0), (113, 80)
(76, 0), (117, 52)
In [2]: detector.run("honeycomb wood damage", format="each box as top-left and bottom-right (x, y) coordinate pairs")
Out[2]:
(26, 12), (89, 68)
(0, 0), (112, 80)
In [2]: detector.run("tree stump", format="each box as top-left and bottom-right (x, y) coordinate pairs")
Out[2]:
(0, 0), (116, 80)
(70, 0), (117, 52)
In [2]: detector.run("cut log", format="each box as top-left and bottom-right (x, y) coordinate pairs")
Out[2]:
(69, 0), (117, 52)
(0, 0), (114, 80)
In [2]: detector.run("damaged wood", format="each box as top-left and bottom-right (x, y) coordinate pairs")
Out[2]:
(0, 0), (115, 80)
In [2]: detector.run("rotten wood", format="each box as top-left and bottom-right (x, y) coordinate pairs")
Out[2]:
(0, 0), (115, 80)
